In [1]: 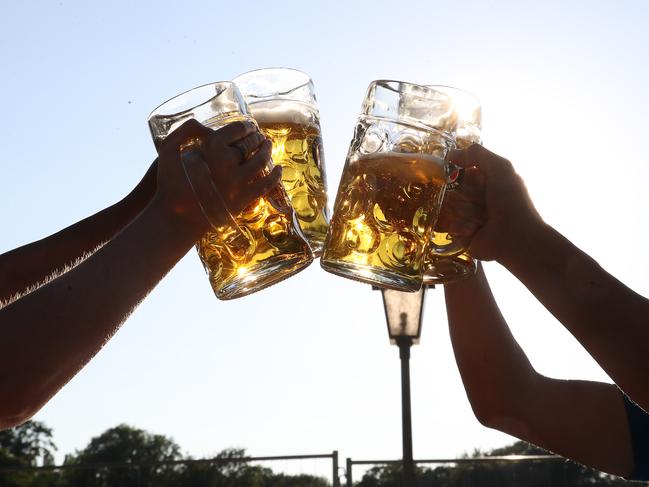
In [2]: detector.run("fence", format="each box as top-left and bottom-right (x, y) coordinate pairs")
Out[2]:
(0, 451), (340, 486)
(344, 454), (645, 486)
(2, 452), (643, 486)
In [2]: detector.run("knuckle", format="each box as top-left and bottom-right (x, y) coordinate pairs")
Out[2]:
(229, 120), (247, 131)
(500, 157), (514, 172)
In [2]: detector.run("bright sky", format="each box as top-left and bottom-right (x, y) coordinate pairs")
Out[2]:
(2, 0), (649, 479)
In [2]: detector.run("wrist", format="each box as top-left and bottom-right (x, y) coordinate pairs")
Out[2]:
(147, 194), (210, 246)
(496, 216), (550, 269)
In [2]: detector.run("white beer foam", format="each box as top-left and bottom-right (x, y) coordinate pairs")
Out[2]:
(248, 99), (318, 127)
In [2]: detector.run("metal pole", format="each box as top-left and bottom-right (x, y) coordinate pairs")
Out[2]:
(346, 458), (353, 487)
(332, 450), (340, 487)
(397, 337), (415, 487)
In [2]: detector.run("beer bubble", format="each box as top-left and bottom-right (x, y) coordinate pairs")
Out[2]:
(292, 190), (319, 222)
(305, 164), (323, 187)
(378, 231), (419, 269)
(311, 135), (324, 167)
(373, 203), (392, 230)
(412, 208), (429, 237)
(338, 184), (365, 219)
(239, 197), (270, 225)
(343, 217), (379, 254)
(280, 165), (300, 191)
(263, 213), (291, 249)
(361, 171), (378, 192)
(432, 232), (453, 246)
(223, 225), (256, 262)
(403, 184), (423, 201)
(286, 136), (309, 164)
(205, 251), (223, 281)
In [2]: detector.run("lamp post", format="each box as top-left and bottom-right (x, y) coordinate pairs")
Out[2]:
(377, 286), (428, 487)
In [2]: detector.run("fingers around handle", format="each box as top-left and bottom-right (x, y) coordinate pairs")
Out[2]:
(231, 131), (267, 160)
(238, 165), (283, 205)
(447, 144), (514, 180)
(237, 139), (274, 184)
(156, 119), (212, 155)
(180, 149), (233, 230)
(213, 120), (258, 145)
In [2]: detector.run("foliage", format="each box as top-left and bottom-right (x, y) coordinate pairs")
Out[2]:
(0, 424), (329, 486)
(0, 421), (57, 487)
(176, 448), (329, 487)
(356, 440), (635, 487)
(1, 423), (638, 486)
(60, 424), (183, 487)
(0, 421), (56, 467)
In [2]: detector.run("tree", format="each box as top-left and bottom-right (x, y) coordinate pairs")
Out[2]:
(60, 424), (182, 487)
(356, 440), (636, 486)
(0, 421), (57, 487)
(0, 421), (56, 467)
(176, 448), (330, 487)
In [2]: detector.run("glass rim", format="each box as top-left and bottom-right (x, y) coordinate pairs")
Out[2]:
(148, 81), (239, 121)
(233, 67), (313, 98)
(425, 84), (481, 109)
(369, 79), (454, 103)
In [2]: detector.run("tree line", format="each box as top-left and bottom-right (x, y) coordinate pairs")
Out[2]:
(0, 421), (638, 486)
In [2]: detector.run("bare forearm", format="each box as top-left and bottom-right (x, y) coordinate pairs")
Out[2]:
(445, 264), (634, 477)
(0, 196), (200, 428)
(0, 165), (155, 303)
(445, 263), (536, 423)
(500, 222), (649, 409)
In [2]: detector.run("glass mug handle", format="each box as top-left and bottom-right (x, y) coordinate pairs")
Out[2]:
(429, 161), (469, 256)
(180, 143), (243, 233)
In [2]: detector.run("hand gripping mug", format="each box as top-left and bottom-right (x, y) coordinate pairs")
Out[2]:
(148, 82), (313, 300)
(320, 80), (458, 292)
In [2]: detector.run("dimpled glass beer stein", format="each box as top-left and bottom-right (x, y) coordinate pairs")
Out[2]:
(148, 82), (313, 300)
(423, 85), (481, 284)
(321, 80), (458, 291)
(233, 68), (330, 256)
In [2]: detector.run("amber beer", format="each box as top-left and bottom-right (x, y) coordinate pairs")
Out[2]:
(250, 100), (329, 254)
(196, 193), (312, 296)
(323, 151), (447, 291)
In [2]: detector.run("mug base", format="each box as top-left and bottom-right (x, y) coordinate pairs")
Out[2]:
(423, 256), (477, 285)
(320, 260), (421, 292)
(213, 253), (314, 300)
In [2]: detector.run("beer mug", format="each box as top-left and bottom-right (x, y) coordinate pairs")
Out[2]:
(233, 68), (330, 256)
(321, 80), (458, 292)
(148, 82), (313, 300)
(423, 86), (481, 284)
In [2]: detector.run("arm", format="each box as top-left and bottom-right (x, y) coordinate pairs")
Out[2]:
(0, 161), (157, 304)
(445, 263), (634, 477)
(443, 144), (649, 412)
(0, 120), (279, 429)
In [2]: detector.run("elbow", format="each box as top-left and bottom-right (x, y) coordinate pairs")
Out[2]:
(468, 393), (514, 430)
(0, 392), (41, 430)
(471, 402), (529, 439)
(465, 374), (537, 439)
(0, 413), (32, 430)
